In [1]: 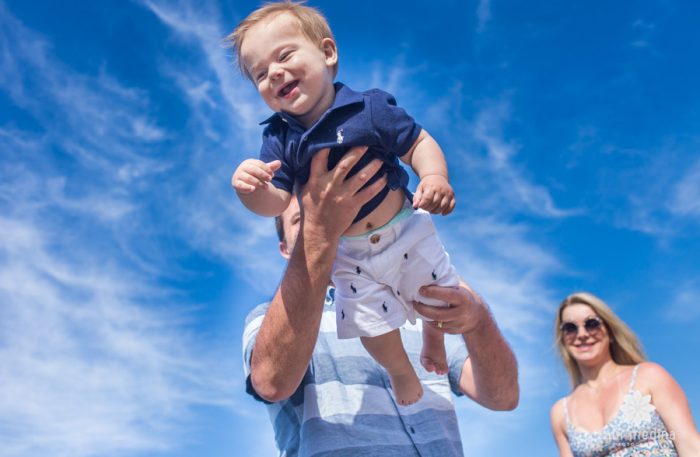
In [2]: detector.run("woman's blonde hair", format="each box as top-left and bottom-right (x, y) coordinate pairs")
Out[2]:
(555, 292), (645, 387)
(224, 1), (338, 80)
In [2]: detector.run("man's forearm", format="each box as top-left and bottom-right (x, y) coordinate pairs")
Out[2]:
(461, 303), (519, 410)
(250, 226), (337, 402)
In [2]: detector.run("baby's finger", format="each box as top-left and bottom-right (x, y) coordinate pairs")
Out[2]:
(233, 179), (257, 193)
(441, 197), (456, 215)
(246, 164), (274, 183)
(424, 190), (443, 213)
(435, 195), (451, 215)
(413, 186), (424, 208)
(418, 186), (435, 210)
(245, 173), (269, 189)
(266, 160), (282, 174)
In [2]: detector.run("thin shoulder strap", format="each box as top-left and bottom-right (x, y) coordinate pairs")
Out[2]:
(563, 396), (572, 424)
(628, 364), (640, 391)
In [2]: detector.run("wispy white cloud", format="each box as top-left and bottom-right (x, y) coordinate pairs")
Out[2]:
(137, 0), (290, 291)
(440, 215), (561, 341)
(0, 214), (233, 457)
(141, 0), (268, 150)
(596, 142), (700, 237)
(0, 4), (236, 456)
(668, 157), (700, 220)
(471, 99), (580, 219)
(476, 0), (492, 34)
(630, 18), (656, 49)
(666, 280), (700, 321)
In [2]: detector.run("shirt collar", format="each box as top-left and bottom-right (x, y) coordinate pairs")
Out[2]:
(259, 82), (364, 128)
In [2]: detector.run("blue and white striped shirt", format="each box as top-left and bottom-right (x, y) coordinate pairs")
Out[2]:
(242, 288), (469, 456)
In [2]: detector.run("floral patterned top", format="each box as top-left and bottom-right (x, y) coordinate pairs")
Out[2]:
(564, 365), (678, 457)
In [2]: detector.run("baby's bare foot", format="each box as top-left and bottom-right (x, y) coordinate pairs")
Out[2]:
(389, 370), (424, 406)
(421, 340), (448, 375)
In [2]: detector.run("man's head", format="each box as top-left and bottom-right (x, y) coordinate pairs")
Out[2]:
(275, 196), (301, 259)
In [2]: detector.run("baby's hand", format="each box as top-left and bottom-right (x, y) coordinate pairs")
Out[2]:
(413, 175), (455, 215)
(232, 159), (281, 194)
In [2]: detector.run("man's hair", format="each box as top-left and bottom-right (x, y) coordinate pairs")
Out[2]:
(224, 1), (338, 80)
(274, 215), (285, 242)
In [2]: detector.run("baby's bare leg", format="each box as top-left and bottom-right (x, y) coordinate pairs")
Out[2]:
(421, 323), (448, 375)
(361, 329), (423, 406)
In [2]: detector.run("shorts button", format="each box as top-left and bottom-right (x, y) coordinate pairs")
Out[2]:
(369, 234), (381, 244)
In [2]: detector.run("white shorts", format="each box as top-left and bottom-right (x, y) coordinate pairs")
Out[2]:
(332, 208), (459, 339)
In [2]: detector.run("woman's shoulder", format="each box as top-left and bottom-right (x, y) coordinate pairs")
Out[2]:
(550, 395), (569, 418)
(550, 396), (569, 430)
(635, 361), (674, 391)
(633, 361), (671, 382)
(636, 360), (666, 374)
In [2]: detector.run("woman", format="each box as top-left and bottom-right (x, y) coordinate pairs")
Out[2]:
(550, 292), (700, 456)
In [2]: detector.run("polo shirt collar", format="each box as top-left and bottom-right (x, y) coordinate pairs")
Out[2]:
(259, 82), (364, 129)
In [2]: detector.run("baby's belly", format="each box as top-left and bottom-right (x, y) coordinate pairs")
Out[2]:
(343, 190), (407, 236)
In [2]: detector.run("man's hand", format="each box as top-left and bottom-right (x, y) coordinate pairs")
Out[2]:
(412, 175), (455, 215)
(415, 282), (519, 411)
(232, 159), (282, 194)
(299, 146), (387, 240)
(413, 284), (485, 334)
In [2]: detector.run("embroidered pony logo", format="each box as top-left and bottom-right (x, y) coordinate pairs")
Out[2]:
(336, 128), (344, 144)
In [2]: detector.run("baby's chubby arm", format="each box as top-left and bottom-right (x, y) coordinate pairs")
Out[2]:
(400, 129), (455, 215)
(232, 158), (291, 217)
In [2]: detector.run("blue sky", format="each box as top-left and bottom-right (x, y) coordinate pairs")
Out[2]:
(1, 0), (699, 455)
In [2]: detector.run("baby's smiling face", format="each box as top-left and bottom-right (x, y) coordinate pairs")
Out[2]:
(241, 12), (338, 128)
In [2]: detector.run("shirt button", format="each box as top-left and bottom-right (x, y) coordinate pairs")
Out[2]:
(369, 234), (381, 244)
(410, 426), (416, 434)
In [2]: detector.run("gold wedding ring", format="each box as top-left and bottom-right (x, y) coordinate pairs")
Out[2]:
(437, 321), (443, 329)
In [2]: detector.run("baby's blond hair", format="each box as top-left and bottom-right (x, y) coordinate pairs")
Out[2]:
(225, 1), (338, 80)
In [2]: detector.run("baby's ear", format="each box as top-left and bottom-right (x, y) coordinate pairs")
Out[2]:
(321, 38), (338, 65)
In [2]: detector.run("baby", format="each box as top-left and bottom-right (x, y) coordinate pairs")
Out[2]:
(229, 1), (460, 405)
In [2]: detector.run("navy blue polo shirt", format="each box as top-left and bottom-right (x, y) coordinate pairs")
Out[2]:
(259, 82), (422, 222)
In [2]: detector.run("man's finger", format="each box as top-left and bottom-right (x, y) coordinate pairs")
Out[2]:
(354, 174), (387, 206)
(419, 284), (467, 305)
(331, 146), (369, 183)
(309, 148), (331, 177)
(345, 157), (383, 195)
(414, 301), (462, 320)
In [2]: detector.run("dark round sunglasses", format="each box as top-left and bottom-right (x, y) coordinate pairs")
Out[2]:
(560, 316), (603, 337)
